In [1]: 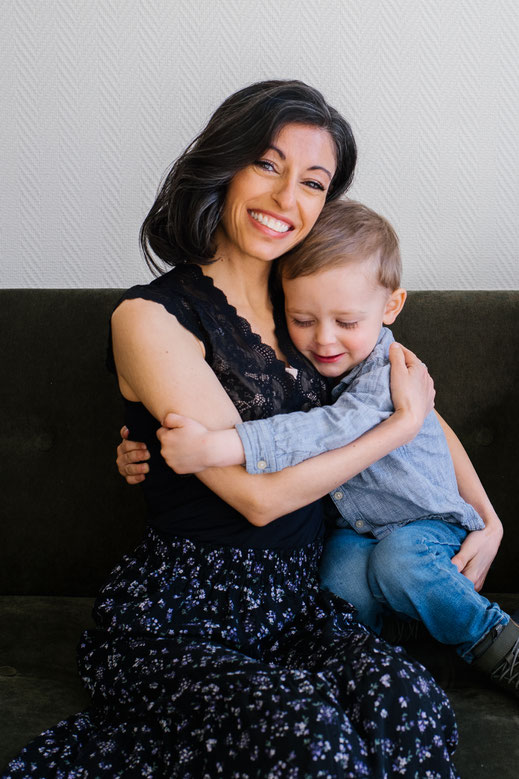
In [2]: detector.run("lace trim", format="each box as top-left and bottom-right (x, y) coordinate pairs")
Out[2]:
(187, 264), (294, 375)
(181, 265), (328, 404)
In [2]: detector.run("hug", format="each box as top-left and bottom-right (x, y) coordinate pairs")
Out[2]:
(3, 79), (518, 778)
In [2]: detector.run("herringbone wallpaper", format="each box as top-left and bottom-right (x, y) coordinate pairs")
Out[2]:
(2, 0), (518, 289)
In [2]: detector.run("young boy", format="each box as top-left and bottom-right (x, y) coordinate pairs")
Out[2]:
(161, 200), (518, 697)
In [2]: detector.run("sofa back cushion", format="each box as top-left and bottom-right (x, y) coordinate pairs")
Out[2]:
(1, 290), (517, 595)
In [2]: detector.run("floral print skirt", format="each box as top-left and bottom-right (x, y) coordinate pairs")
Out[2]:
(4, 529), (458, 778)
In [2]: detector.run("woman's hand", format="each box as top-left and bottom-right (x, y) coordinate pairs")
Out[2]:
(451, 521), (503, 592)
(116, 426), (150, 485)
(389, 343), (435, 440)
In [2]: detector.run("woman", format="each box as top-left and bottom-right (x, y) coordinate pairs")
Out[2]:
(5, 80), (459, 778)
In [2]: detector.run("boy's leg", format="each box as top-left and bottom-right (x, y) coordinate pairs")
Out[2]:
(366, 519), (509, 662)
(319, 526), (384, 632)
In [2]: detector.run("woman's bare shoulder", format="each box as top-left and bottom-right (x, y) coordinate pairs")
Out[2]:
(112, 297), (202, 350)
(111, 297), (208, 411)
(112, 295), (176, 325)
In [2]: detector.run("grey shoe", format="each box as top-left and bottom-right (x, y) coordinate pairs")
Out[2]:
(472, 618), (519, 699)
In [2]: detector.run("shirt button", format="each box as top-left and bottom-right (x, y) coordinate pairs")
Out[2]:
(257, 460), (267, 470)
(333, 491), (344, 500)
(355, 520), (365, 529)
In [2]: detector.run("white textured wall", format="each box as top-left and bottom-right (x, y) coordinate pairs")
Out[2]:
(2, 0), (518, 289)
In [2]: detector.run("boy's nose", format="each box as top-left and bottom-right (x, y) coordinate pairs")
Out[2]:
(314, 323), (336, 346)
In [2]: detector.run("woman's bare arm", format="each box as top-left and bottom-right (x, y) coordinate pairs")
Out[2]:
(112, 299), (242, 428)
(152, 396), (503, 579)
(112, 299), (434, 525)
(160, 402), (426, 526)
(436, 412), (503, 590)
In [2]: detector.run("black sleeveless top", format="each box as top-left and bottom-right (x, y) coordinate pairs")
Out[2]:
(109, 264), (329, 549)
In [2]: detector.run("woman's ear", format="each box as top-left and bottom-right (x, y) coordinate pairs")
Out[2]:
(383, 288), (407, 325)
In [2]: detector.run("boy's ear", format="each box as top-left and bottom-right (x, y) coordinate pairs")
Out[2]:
(383, 288), (407, 325)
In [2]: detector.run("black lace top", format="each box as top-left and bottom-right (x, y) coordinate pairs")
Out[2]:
(110, 263), (329, 549)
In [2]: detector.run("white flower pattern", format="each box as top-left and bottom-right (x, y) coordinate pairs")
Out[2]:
(4, 530), (459, 778)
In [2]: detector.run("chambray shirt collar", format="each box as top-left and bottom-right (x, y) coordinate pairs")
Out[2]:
(331, 327), (392, 400)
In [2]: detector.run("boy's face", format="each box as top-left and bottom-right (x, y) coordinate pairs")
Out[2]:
(283, 260), (406, 379)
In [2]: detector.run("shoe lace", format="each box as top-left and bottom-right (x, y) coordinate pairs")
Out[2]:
(492, 637), (519, 689)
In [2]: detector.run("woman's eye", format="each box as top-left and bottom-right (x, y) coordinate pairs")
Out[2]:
(304, 180), (326, 192)
(254, 159), (276, 172)
(337, 321), (358, 329)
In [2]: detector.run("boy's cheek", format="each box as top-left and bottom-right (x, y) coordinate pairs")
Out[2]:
(286, 327), (306, 351)
(291, 338), (315, 364)
(299, 348), (326, 374)
(286, 329), (319, 367)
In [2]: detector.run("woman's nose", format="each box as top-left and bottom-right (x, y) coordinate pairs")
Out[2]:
(272, 176), (297, 210)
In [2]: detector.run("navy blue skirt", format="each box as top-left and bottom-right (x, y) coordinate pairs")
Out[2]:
(4, 529), (458, 778)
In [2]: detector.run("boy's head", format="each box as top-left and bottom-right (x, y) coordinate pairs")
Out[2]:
(278, 200), (407, 378)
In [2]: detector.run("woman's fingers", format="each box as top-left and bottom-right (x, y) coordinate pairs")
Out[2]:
(451, 526), (502, 592)
(117, 458), (149, 477)
(389, 342), (435, 437)
(117, 437), (148, 455)
(398, 344), (419, 366)
(120, 450), (150, 467)
(393, 343), (426, 370)
(116, 433), (150, 482)
(124, 472), (146, 485)
(390, 343), (435, 393)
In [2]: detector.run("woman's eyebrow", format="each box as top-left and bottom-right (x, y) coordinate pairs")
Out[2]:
(266, 145), (333, 180)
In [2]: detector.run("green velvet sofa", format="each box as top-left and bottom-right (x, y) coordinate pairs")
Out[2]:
(1, 289), (518, 777)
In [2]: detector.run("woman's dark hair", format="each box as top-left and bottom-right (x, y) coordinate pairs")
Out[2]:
(141, 79), (357, 273)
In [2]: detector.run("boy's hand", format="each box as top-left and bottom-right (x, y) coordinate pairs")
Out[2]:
(157, 413), (212, 473)
(157, 413), (247, 473)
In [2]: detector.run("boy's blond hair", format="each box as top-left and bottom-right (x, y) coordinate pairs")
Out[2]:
(278, 199), (401, 291)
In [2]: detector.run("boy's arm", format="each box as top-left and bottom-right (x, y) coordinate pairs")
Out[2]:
(237, 362), (392, 473)
(436, 413), (503, 591)
(160, 360), (393, 474)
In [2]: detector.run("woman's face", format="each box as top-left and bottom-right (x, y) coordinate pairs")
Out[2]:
(216, 123), (336, 264)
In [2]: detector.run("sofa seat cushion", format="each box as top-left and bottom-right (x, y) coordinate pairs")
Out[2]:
(0, 596), (94, 768)
(1, 595), (518, 776)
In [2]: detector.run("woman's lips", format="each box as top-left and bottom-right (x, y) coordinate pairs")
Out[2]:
(247, 209), (294, 236)
(311, 352), (346, 363)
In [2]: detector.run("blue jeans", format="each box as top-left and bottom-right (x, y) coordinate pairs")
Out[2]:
(319, 519), (508, 661)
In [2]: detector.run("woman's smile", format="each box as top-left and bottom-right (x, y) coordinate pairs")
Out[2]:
(247, 209), (294, 235)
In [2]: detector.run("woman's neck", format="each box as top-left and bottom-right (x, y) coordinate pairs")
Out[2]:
(200, 240), (287, 363)
(201, 245), (273, 316)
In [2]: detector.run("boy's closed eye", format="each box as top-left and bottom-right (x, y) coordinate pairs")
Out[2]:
(289, 317), (359, 329)
(290, 318), (314, 328)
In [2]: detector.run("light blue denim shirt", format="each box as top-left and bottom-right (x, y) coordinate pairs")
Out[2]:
(236, 327), (484, 539)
